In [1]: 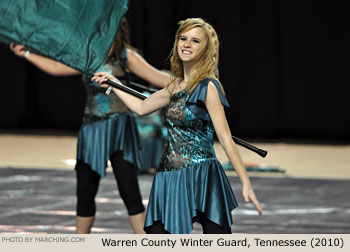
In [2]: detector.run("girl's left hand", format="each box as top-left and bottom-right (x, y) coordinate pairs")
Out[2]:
(242, 184), (263, 216)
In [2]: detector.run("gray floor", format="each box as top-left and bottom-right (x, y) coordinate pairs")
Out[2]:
(0, 167), (349, 234)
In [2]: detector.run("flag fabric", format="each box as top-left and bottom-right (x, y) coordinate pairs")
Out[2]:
(0, 0), (128, 74)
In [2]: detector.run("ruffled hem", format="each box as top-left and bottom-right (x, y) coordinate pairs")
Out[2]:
(77, 114), (142, 178)
(144, 159), (238, 234)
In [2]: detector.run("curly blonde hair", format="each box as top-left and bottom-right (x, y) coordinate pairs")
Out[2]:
(168, 17), (225, 94)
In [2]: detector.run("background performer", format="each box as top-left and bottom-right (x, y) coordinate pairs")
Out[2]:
(10, 17), (170, 234)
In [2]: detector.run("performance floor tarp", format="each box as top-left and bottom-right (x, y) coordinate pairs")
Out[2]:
(0, 167), (349, 234)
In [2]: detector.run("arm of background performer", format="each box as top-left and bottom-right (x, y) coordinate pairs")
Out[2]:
(126, 48), (171, 88)
(10, 43), (80, 76)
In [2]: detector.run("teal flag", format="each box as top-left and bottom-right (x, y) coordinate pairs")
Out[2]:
(0, 0), (128, 74)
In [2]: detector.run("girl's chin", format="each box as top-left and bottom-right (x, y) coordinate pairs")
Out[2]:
(180, 56), (195, 61)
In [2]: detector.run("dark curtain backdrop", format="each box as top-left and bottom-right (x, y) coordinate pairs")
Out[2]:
(0, 0), (349, 141)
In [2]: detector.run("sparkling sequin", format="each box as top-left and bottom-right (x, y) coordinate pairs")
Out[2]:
(82, 63), (129, 125)
(159, 89), (216, 171)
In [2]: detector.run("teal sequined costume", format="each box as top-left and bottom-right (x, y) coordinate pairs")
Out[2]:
(76, 49), (142, 178)
(144, 78), (238, 234)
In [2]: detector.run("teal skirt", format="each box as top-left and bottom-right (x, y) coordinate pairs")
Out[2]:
(144, 159), (238, 234)
(76, 114), (142, 178)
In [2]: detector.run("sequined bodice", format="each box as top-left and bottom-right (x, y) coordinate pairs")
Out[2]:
(82, 62), (129, 124)
(159, 89), (216, 171)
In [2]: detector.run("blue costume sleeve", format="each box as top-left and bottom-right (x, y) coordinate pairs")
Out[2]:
(187, 78), (230, 122)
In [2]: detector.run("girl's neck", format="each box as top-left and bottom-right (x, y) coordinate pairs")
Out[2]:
(182, 62), (196, 83)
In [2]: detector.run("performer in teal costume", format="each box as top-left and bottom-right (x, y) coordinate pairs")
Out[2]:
(10, 17), (170, 233)
(93, 18), (262, 234)
(144, 78), (239, 233)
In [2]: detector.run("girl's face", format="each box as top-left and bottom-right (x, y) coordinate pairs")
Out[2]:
(177, 27), (206, 64)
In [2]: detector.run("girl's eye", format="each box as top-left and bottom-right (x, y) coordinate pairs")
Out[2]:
(193, 39), (200, 43)
(180, 37), (186, 41)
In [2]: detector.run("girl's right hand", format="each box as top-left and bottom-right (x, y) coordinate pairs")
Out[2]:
(91, 72), (120, 89)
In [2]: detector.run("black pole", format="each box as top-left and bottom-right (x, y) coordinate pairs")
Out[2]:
(232, 137), (267, 158)
(128, 81), (159, 93)
(106, 79), (147, 99)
